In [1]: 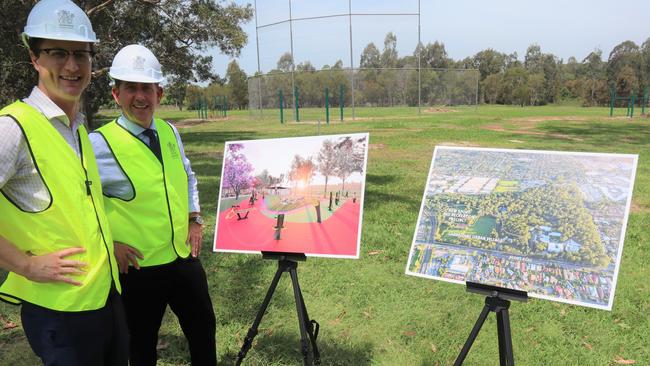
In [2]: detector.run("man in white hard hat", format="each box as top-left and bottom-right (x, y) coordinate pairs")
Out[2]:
(0, 0), (127, 365)
(90, 44), (216, 366)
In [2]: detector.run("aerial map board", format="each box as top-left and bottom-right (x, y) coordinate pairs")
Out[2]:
(406, 147), (637, 310)
(214, 133), (369, 258)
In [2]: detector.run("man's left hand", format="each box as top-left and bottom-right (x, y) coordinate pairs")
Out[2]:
(187, 222), (203, 257)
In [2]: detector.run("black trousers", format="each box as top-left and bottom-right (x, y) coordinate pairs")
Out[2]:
(120, 257), (217, 366)
(21, 288), (129, 366)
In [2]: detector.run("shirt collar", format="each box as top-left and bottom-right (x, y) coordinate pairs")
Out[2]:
(23, 87), (84, 128)
(117, 115), (157, 135)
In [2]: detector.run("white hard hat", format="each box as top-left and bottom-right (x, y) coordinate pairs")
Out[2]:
(109, 44), (164, 83)
(22, 0), (98, 45)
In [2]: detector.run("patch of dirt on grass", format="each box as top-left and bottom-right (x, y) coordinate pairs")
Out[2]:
(436, 141), (480, 147)
(172, 117), (232, 128)
(630, 201), (648, 214)
(423, 107), (458, 113)
(369, 143), (387, 150)
(372, 128), (424, 133)
(285, 119), (345, 124)
(508, 116), (590, 125)
(508, 139), (525, 144)
(620, 136), (640, 143)
(437, 123), (466, 130)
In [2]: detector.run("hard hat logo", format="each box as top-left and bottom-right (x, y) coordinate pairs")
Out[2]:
(57, 10), (74, 29)
(134, 56), (146, 71)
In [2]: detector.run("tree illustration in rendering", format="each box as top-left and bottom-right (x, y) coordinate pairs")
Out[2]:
(223, 143), (254, 200)
(334, 136), (366, 192)
(317, 139), (337, 197)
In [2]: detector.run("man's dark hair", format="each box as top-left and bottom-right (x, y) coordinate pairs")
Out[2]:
(27, 37), (45, 56)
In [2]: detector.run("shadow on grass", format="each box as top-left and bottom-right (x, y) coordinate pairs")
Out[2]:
(212, 255), (284, 325)
(220, 330), (373, 366)
(365, 173), (399, 186)
(364, 189), (422, 212)
(538, 122), (650, 147)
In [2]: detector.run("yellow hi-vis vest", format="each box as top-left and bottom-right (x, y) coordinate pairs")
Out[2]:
(95, 119), (189, 267)
(0, 101), (120, 311)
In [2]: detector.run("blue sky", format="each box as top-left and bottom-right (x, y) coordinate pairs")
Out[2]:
(211, 0), (650, 77)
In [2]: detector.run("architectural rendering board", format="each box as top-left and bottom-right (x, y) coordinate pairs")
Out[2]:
(406, 147), (637, 310)
(214, 133), (369, 258)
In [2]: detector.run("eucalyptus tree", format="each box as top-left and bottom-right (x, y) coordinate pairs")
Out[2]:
(0, 0), (253, 127)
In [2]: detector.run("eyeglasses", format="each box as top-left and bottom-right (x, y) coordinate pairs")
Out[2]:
(37, 48), (96, 65)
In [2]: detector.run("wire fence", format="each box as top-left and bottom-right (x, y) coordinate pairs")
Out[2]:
(248, 68), (479, 122)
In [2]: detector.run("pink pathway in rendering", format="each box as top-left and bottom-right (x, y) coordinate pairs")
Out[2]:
(214, 199), (361, 257)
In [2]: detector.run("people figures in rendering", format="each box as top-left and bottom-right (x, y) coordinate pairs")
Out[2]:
(89, 44), (216, 366)
(0, 0), (127, 364)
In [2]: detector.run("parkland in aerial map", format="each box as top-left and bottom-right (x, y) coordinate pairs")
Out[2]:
(406, 147), (637, 310)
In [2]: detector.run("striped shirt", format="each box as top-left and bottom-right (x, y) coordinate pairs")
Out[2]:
(0, 87), (85, 212)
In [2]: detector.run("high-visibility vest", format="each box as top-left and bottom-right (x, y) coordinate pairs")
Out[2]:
(95, 119), (189, 267)
(0, 101), (120, 311)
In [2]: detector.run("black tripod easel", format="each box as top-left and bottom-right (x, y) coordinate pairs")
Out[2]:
(235, 252), (320, 366)
(454, 282), (528, 366)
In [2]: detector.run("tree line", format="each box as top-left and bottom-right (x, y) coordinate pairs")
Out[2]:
(0, 0), (253, 128)
(192, 32), (650, 110)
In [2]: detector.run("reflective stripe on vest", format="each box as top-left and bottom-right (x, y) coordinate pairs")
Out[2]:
(97, 119), (189, 267)
(0, 101), (120, 311)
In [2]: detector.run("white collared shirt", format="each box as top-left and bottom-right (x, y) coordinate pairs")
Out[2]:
(0, 87), (86, 211)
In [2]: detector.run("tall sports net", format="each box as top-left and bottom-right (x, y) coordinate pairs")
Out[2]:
(248, 68), (479, 122)
(251, 0), (478, 121)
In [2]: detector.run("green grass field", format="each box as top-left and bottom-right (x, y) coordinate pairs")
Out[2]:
(442, 216), (497, 242)
(494, 180), (519, 193)
(1, 105), (649, 365)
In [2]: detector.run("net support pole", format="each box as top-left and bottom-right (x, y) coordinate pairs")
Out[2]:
(294, 86), (300, 122)
(348, 0), (355, 121)
(417, 0), (421, 116)
(289, 0), (297, 122)
(610, 87), (615, 117)
(325, 87), (330, 124)
(279, 89), (284, 124)
(254, 0), (263, 119)
(340, 84), (344, 122)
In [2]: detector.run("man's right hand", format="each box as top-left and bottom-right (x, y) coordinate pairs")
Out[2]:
(114, 242), (143, 274)
(25, 247), (88, 286)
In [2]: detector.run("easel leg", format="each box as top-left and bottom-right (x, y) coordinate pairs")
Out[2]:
(235, 264), (285, 366)
(298, 287), (320, 364)
(454, 304), (491, 366)
(496, 309), (514, 366)
(289, 267), (316, 365)
(292, 268), (320, 364)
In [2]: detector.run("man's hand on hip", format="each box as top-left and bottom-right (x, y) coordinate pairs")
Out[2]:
(25, 247), (87, 286)
(114, 242), (143, 274)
